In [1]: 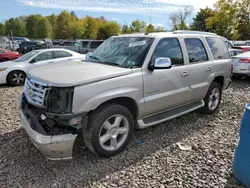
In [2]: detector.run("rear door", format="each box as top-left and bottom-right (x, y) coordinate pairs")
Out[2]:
(183, 37), (212, 102)
(53, 50), (73, 63)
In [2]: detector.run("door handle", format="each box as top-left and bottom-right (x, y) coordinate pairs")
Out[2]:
(181, 71), (188, 77)
(206, 67), (212, 72)
(48, 61), (53, 63)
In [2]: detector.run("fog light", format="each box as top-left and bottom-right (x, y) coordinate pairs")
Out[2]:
(69, 117), (83, 125)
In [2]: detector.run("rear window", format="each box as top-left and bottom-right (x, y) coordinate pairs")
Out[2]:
(206, 37), (230, 60)
(90, 41), (103, 49)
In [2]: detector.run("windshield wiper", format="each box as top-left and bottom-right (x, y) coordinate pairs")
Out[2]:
(89, 55), (100, 60)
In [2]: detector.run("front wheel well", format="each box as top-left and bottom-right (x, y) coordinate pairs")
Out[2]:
(92, 97), (139, 120)
(213, 76), (224, 88)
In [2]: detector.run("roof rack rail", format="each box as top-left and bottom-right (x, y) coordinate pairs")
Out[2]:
(173, 30), (217, 36)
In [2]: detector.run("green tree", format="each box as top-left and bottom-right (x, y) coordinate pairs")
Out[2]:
(130, 19), (147, 32)
(122, 24), (132, 34)
(37, 17), (52, 38)
(5, 18), (26, 36)
(206, 0), (237, 39)
(47, 14), (57, 38)
(0, 23), (5, 35)
(26, 14), (42, 38)
(236, 0), (250, 40)
(97, 21), (121, 39)
(155, 26), (165, 32)
(54, 11), (77, 39)
(81, 16), (100, 39)
(70, 11), (78, 20)
(146, 24), (155, 33)
(191, 7), (215, 31)
(169, 5), (194, 30)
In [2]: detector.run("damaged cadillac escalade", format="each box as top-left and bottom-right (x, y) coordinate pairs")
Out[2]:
(19, 31), (232, 160)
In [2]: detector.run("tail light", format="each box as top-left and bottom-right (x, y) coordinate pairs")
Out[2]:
(239, 58), (250, 63)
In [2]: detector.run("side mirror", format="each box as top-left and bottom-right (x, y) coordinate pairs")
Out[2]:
(86, 52), (93, 60)
(149, 57), (172, 70)
(30, 59), (37, 64)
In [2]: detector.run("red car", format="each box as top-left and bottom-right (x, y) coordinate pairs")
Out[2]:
(0, 48), (20, 62)
(232, 46), (250, 52)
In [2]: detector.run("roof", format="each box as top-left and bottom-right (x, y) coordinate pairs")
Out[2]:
(112, 31), (221, 39)
(33, 48), (77, 53)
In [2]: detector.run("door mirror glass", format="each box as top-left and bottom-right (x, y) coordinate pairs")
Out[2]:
(151, 57), (172, 70)
(30, 58), (37, 64)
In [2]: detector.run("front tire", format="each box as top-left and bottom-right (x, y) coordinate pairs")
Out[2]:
(7, 71), (26, 86)
(199, 81), (222, 114)
(84, 103), (134, 157)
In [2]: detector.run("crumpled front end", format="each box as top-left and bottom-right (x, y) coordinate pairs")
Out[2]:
(19, 93), (80, 160)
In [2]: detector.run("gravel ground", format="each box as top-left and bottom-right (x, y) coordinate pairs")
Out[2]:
(0, 79), (250, 188)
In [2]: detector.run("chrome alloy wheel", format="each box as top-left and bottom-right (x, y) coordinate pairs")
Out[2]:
(99, 115), (129, 152)
(208, 87), (220, 111)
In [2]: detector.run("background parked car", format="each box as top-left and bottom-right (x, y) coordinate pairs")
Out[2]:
(229, 48), (244, 57)
(0, 48), (84, 86)
(0, 48), (20, 62)
(50, 39), (104, 54)
(19, 40), (46, 54)
(232, 51), (250, 78)
(232, 46), (250, 52)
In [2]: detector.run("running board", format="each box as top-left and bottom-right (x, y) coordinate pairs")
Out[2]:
(137, 100), (204, 129)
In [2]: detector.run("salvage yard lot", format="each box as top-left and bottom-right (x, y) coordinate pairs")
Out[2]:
(0, 79), (249, 188)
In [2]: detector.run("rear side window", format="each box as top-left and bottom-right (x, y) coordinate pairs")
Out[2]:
(90, 41), (103, 49)
(151, 38), (184, 66)
(184, 38), (208, 63)
(82, 41), (89, 48)
(54, 51), (72, 58)
(0, 49), (5, 53)
(206, 37), (230, 60)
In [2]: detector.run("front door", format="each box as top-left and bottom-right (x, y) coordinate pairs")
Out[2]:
(29, 51), (54, 69)
(143, 37), (191, 116)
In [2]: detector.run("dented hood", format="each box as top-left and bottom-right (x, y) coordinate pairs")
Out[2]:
(28, 61), (133, 87)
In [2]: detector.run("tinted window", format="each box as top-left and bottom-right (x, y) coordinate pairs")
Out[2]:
(82, 41), (89, 48)
(35, 51), (53, 62)
(0, 49), (5, 53)
(206, 37), (230, 60)
(184, 38), (208, 63)
(54, 51), (72, 58)
(90, 41), (103, 49)
(151, 38), (184, 66)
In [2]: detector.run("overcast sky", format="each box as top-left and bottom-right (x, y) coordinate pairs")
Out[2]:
(0, 0), (217, 28)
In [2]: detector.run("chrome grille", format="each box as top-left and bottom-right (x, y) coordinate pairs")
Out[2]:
(24, 78), (49, 107)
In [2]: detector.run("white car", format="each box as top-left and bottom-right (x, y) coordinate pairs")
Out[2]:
(232, 51), (250, 77)
(0, 49), (85, 86)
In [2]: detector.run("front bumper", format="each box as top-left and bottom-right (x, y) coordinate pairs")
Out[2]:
(19, 95), (78, 160)
(0, 71), (8, 85)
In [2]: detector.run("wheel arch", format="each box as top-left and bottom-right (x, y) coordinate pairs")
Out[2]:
(213, 76), (224, 88)
(88, 97), (139, 120)
(6, 69), (27, 84)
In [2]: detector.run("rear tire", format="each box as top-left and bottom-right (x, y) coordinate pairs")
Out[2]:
(84, 103), (134, 157)
(7, 71), (26, 86)
(199, 81), (222, 114)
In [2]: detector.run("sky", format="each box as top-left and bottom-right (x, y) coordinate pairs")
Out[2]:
(0, 0), (217, 29)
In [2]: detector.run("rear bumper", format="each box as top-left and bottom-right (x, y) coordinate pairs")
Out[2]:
(19, 95), (78, 160)
(233, 72), (250, 77)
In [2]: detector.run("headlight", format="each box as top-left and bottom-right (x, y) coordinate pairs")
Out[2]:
(45, 87), (74, 114)
(0, 68), (7, 72)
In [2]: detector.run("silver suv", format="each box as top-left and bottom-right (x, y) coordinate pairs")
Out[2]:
(19, 31), (232, 160)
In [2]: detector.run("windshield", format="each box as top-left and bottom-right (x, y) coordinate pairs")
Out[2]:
(88, 37), (154, 68)
(14, 51), (39, 62)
